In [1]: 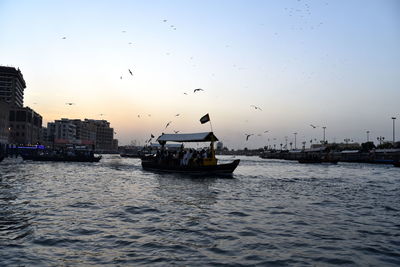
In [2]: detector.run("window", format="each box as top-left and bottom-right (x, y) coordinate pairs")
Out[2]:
(9, 111), (15, 121)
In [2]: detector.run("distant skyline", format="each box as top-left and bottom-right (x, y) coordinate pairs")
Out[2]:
(1, 0), (399, 148)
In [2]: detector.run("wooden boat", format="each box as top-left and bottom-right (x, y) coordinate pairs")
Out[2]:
(21, 151), (101, 162)
(141, 132), (240, 175)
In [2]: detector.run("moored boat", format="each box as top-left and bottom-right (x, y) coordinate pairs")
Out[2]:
(141, 132), (240, 175)
(21, 154), (101, 162)
(21, 149), (101, 162)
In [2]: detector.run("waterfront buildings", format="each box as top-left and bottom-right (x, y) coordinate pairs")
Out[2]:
(45, 118), (117, 151)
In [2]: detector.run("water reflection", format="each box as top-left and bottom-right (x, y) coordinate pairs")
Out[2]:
(0, 172), (33, 244)
(155, 175), (218, 208)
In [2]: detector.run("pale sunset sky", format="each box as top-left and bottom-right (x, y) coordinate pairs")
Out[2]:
(1, 0), (399, 148)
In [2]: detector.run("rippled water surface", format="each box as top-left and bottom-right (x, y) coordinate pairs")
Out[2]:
(1, 155), (399, 266)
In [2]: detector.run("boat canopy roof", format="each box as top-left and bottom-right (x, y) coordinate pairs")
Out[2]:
(157, 132), (218, 144)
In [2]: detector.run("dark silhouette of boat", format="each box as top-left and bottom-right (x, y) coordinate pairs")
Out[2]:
(21, 149), (101, 162)
(21, 154), (101, 162)
(141, 132), (240, 175)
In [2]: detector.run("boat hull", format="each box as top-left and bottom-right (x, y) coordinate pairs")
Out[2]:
(21, 154), (101, 162)
(141, 159), (240, 175)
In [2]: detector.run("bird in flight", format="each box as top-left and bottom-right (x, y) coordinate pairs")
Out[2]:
(128, 69), (133, 76)
(165, 121), (172, 129)
(65, 102), (75, 105)
(137, 115), (140, 118)
(264, 130), (269, 133)
(61, 37), (66, 39)
(98, 113), (105, 116)
(250, 105), (262, 111)
(183, 92), (188, 95)
(245, 134), (254, 141)
(175, 114), (180, 117)
(310, 124), (317, 128)
(163, 19), (167, 22)
(174, 130), (180, 134)
(193, 88), (204, 93)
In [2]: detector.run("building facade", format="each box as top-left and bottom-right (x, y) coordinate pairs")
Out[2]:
(84, 119), (114, 151)
(0, 66), (26, 107)
(47, 119), (77, 144)
(46, 118), (115, 151)
(8, 106), (42, 145)
(0, 100), (10, 144)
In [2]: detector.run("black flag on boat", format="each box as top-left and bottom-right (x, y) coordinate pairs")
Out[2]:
(200, 113), (210, 124)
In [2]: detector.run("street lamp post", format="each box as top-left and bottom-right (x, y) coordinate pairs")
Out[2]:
(322, 126), (326, 143)
(377, 136), (385, 145)
(366, 130), (370, 142)
(294, 132), (297, 149)
(392, 117), (396, 145)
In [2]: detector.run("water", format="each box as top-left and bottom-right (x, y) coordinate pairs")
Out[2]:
(1, 155), (399, 266)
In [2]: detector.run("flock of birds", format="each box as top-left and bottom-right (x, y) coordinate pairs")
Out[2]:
(244, 124), (323, 142)
(57, 3), (329, 146)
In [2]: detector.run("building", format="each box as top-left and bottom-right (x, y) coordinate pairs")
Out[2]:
(0, 100), (10, 145)
(46, 118), (116, 151)
(84, 119), (114, 151)
(0, 66), (26, 107)
(48, 119), (77, 144)
(71, 119), (97, 144)
(112, 139), (118, 151)
(8, 106), (42, 145)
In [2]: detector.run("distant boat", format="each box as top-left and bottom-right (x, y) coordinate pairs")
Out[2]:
(141, 132), (240, 175)
(120, 153), (142, 158)
(120, 146), (144, 158)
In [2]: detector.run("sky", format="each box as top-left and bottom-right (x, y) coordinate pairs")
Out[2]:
(1, 0), (399, 149)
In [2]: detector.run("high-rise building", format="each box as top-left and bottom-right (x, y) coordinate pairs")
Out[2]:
(0, 66), (26, 107)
